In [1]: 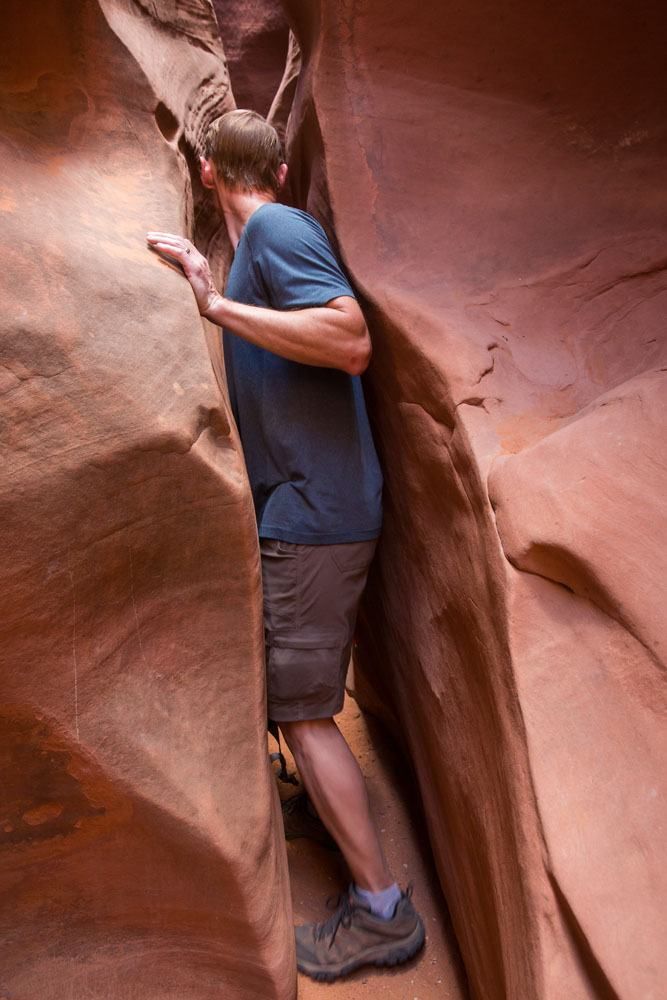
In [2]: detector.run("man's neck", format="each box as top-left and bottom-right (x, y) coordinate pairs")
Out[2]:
(220, 190), (277, 250)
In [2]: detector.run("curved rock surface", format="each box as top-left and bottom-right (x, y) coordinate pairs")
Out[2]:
(281, 1), (667, 998)
(0, 1), (294, 997)
(212, 0), (289, 116)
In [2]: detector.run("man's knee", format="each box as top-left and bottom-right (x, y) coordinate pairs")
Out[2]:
(280, 717), (335, 759)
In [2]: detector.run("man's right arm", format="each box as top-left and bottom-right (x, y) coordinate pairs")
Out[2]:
(203, 292), (371, 375)
(147, 226), (372, 374)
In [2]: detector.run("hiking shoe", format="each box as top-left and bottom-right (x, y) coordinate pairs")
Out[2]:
(295, 885), (425, 982)
(281, 792), (339, 851)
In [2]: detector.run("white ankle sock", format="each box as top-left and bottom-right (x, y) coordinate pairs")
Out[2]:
(353, 882), (402, 920)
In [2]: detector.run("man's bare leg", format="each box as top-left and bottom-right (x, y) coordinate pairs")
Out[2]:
(279, 716), (392, 891)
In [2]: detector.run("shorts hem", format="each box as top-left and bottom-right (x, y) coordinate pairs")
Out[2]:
(267, 697), (345, 723)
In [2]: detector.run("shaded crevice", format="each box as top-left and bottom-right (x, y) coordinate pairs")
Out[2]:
(456, 396), (488, 409)
(581, 256), (667, 301)
(154, 100), (178, 141)
(211, 0), (291, 117)
(473, 346), (497, 385)
(548, 874), (621, 1000)
(499, 546), (665, 675)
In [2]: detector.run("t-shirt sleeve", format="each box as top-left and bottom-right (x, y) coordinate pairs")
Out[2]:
(247, 211), (355, 310)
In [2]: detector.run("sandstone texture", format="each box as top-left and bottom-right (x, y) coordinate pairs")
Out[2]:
(281, 1), (667, 998)
(0, 1), (294, 997)
(267, 30), (301, 144)
(212, 0), (289, 117)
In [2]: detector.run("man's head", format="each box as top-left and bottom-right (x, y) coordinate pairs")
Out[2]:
(201, 109), (287, 200)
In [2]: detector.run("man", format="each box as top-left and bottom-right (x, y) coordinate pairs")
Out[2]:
(146, 109), (424, 982)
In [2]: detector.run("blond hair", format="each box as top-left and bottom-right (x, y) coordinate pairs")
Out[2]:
(204, 110), (283, 195)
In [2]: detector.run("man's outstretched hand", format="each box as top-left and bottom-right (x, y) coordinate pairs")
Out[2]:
(146, 232), (220, 316)
(147, 230), (371, 374)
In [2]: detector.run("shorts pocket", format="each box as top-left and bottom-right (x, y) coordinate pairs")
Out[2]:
(265, 636), (349, 720)
(275, 539), (299, 556)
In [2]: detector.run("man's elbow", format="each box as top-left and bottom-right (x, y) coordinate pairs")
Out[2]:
(345, 332), (372, 376)
(325, 297), (372, 375)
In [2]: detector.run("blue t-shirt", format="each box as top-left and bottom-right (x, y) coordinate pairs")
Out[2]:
(222, 202), (383, 544)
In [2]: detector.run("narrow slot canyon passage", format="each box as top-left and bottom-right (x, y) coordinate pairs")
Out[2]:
(218, 9), (472, 989)
(273, 691), (468, 999)
(1, 0), (665, 997)
(196, 4), (474, 991)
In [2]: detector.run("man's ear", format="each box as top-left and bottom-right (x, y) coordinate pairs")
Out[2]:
(200, 156), (216, 190)
(277, 162), (288, 190)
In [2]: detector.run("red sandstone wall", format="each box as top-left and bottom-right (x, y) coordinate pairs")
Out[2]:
(3, 1), (665, 996)
(281, 2), (667, 998)
(0, 1), (294, 997)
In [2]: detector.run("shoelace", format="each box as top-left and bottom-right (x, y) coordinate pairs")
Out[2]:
(313, 883), (414, 949)
(314, 892), (357, 948)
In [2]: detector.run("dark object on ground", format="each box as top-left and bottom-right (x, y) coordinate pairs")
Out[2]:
(281, 792), (340, 851)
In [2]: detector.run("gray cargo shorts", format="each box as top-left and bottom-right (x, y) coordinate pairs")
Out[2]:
(260, 537), (378, 722)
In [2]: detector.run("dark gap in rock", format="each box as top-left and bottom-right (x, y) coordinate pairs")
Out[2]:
(154, 101), (178, 142)
(211, 1), (290, 117)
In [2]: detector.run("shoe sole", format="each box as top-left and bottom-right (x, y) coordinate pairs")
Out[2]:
(296, 919), (426, 982)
